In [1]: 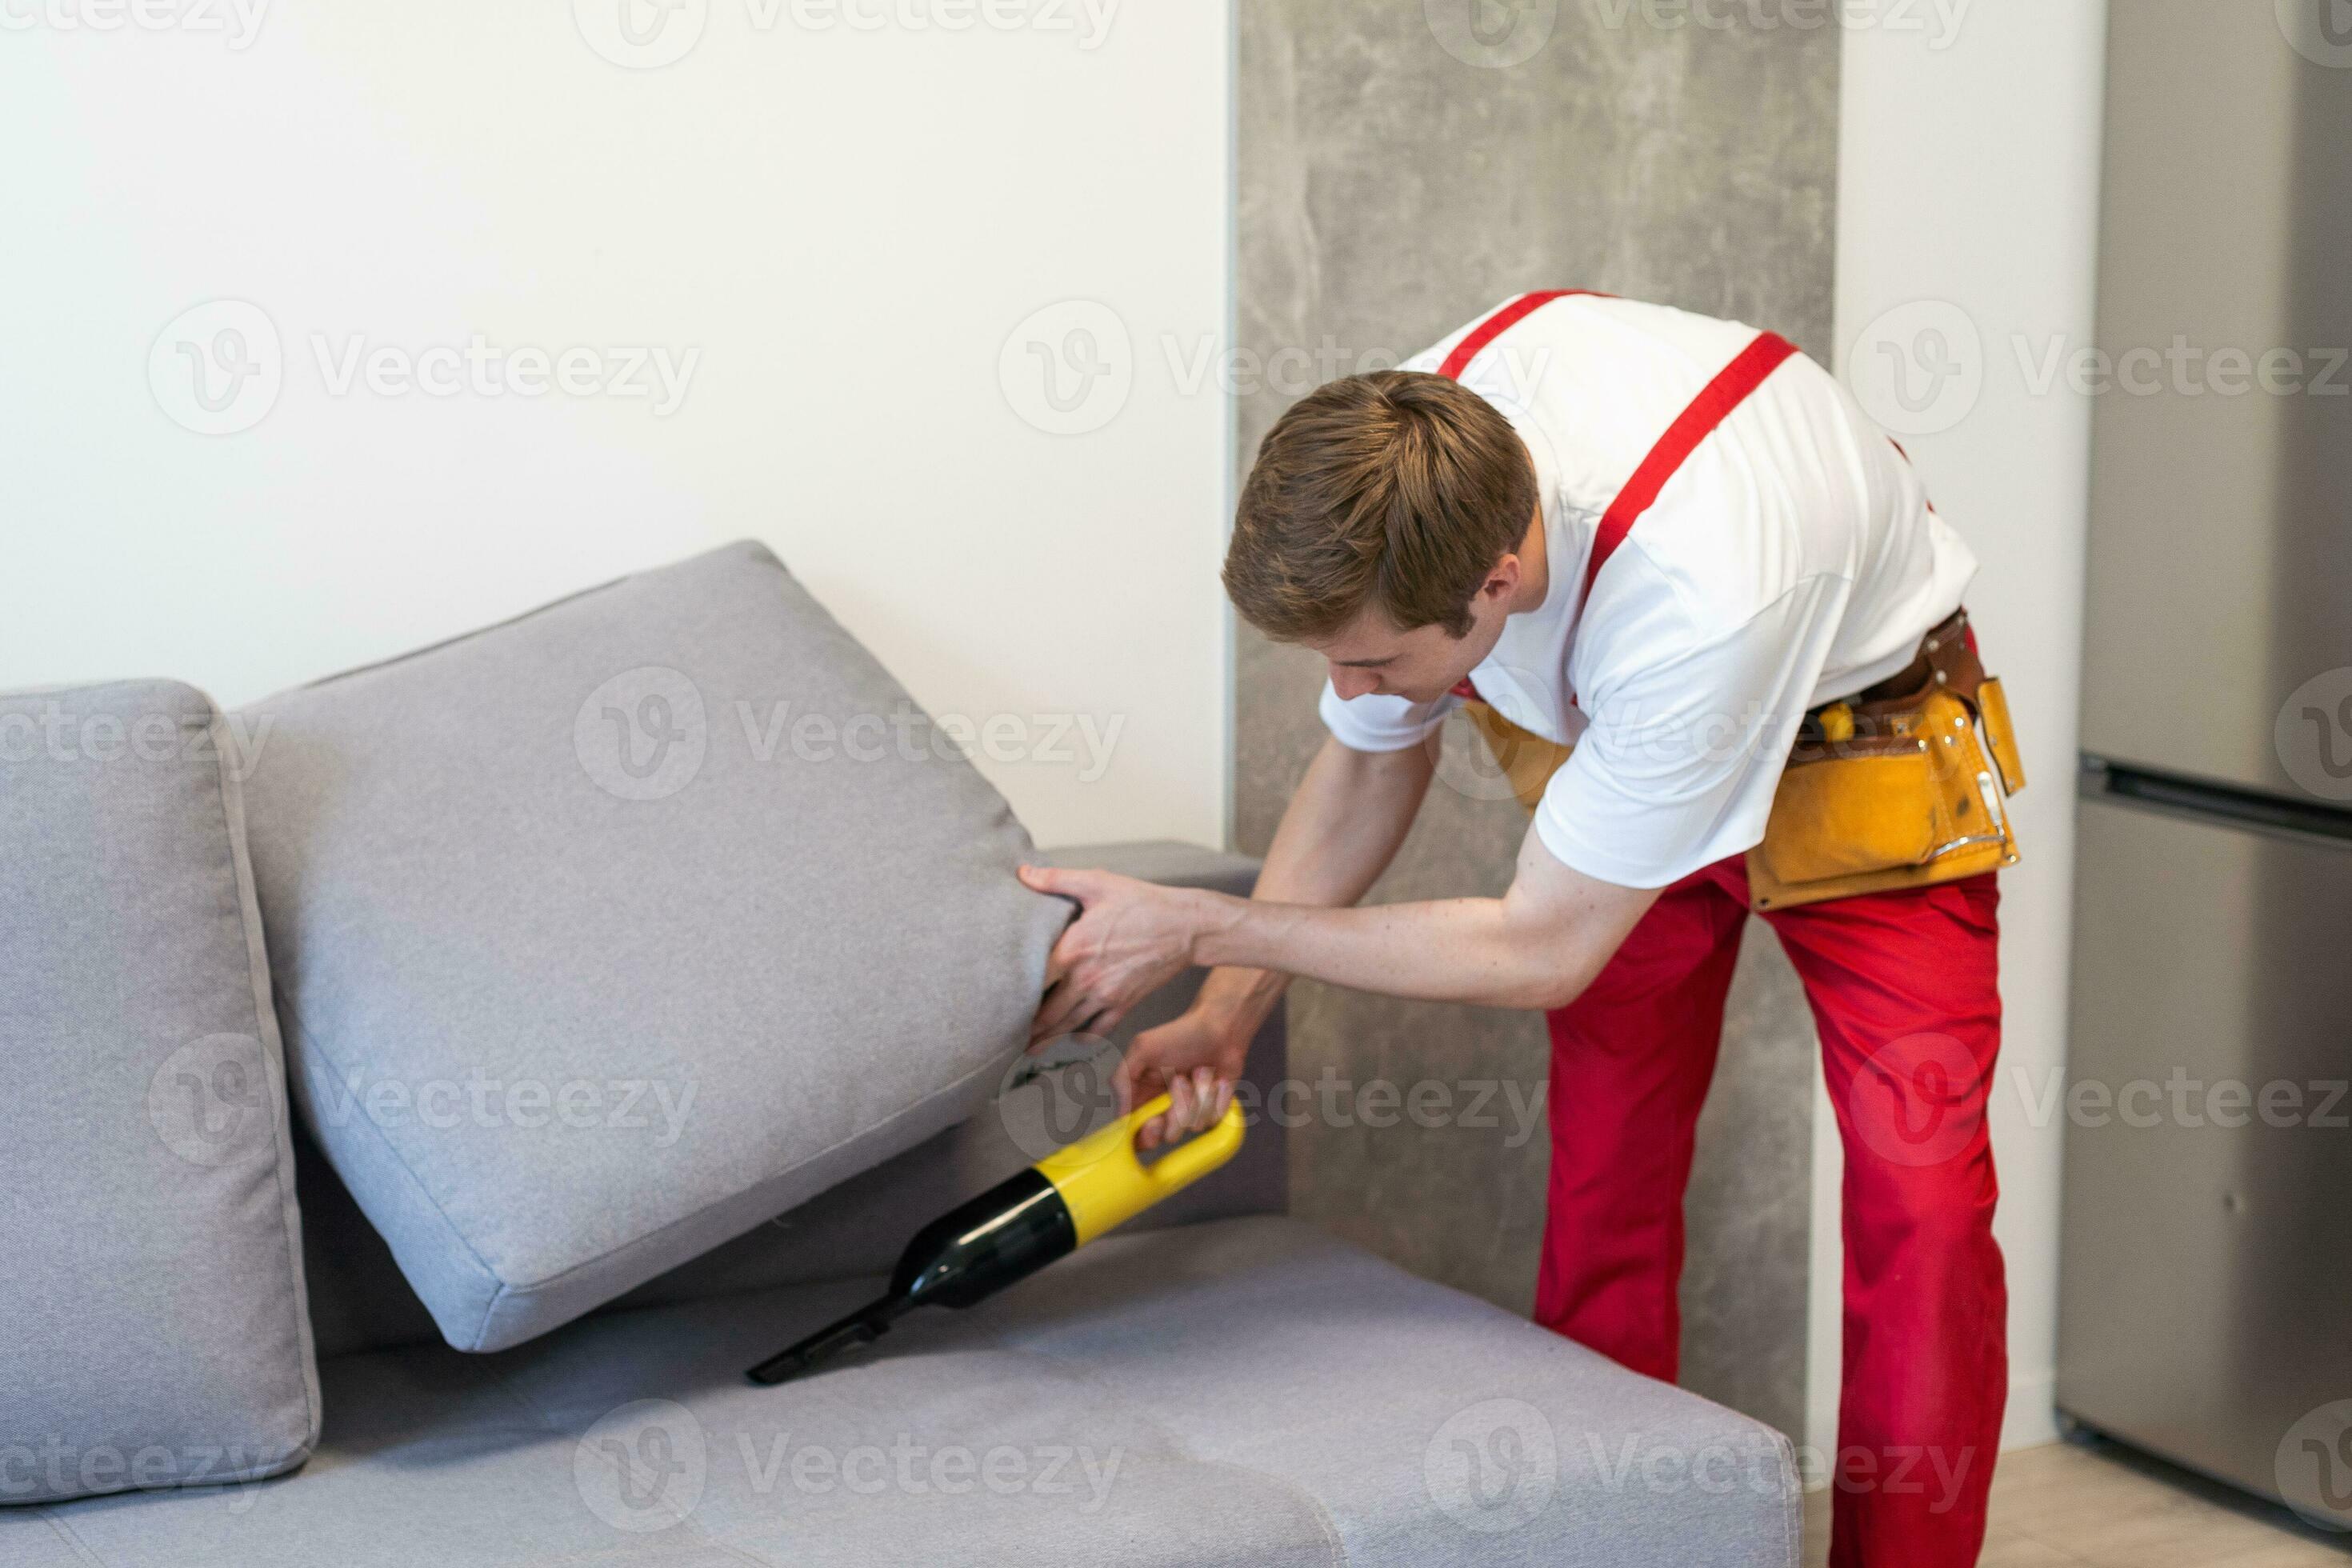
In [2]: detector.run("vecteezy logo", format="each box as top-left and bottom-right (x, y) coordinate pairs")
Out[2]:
(1423, 0), (1558, 68)
(1845, 299), (1984, 438)
(573, 0), (706, 69)
(2276, 668), (2352, 802)
(2278, 0), (2352, 68)
(574, 1399), (706, 1533)
(2277, 1401), (2352, 1531)
(1426, 663), (1563, 806)
(1425, 1398), (1558, 1534)
(574, 666), (707, 801)
(149, 300), (282, 435)
(147, 1034), (276, 1167)
(998, 301), (1134, 435)
(998, 1032), (1125, 1161)
(1850, 1032), (1983, 1170)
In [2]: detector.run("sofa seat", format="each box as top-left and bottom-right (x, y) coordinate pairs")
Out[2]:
(8, 1218), (1799, 1567)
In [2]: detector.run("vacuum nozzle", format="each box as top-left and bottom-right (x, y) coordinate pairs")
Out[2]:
(746, 1302), (897, 1386)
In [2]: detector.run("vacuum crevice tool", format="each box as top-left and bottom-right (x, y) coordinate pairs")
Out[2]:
(749, 1094), (1243, 1386)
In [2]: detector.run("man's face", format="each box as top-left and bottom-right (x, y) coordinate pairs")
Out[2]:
(1309, 559), (1519, 706)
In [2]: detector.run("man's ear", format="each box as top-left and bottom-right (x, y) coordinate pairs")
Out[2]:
(1478, 553), (1521, 604)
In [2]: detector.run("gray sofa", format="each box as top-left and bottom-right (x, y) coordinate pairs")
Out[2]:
(6, 841), (1799, 1566)
(5, 546), (1798, 1563)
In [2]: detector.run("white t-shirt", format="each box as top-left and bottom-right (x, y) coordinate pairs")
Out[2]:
(1318, 294), (1978, 890)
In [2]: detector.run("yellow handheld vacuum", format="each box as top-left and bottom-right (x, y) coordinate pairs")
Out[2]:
(747, 1094), (1245, 1385)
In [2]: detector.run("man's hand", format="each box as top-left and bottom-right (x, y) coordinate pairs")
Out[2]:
(1019, 865), (1232, 1046)
(1114, 1006), (1250, 1150)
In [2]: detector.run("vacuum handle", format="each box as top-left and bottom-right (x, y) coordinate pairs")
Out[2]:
(1034, 1093), (1245, 1246)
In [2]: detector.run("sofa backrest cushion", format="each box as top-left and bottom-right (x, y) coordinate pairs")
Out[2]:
(0, 679), (320, 1503)
(234, 542), (1067, 1352)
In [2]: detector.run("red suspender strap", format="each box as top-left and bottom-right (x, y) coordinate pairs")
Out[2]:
(1578, 330), (1798, 604)
(1436, 290), (1601, 379)
(1436, 293), (1798, 609)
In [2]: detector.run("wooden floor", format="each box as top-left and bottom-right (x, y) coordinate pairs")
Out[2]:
(1801, 1438), (2352, 1566)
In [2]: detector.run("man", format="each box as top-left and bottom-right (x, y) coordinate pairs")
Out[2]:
(1018, 290), (2016, 1566)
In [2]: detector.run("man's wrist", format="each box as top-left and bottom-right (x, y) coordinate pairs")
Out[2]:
(1186, 887), (1251, 970)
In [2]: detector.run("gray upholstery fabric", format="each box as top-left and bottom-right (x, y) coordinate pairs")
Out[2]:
(295, 840), (1287, 1361)
(16, 1218), (1801, 1565)
(0, 680), (319, 1504)
(234, 542), (1067, 1352)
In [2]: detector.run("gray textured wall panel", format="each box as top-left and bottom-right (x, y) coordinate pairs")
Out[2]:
(1234, 0), (1837, 1439)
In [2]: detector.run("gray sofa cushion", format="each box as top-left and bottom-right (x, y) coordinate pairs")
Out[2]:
(12, 1216), (1801, 1565)
(0, 680), (318, 1505)
(292, 841), (1284, 1362)
(234, 542), (1066, 1352)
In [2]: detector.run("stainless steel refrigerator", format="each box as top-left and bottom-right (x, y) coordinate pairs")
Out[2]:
(2057, 0), (2352, 1527)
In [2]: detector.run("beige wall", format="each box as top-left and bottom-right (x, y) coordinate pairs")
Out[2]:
(1235, 1), (1841, 1438)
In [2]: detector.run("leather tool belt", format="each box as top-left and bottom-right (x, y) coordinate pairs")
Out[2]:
(1458, 607), (2026, 911)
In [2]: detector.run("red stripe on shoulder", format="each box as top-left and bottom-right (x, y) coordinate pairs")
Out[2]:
(1436, 290), (1605, 381)
(1580, 331), (1800, 603)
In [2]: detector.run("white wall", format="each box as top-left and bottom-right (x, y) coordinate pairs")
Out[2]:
(0, 0), (1230, 850)
(1814, 2), (2108, 1454)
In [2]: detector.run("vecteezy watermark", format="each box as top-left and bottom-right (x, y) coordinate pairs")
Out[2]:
(2277, 667), (2352, 802)
(1425, 1399), (1559, 1534)
(1423, 0), (1560, 68)
(148, 301), (699, 434)
(306, 1067), (699, 1148)
(1844, 1043), (2350, 1169)
(999, 306), (1561, 434)
(1792, 1441), (1975, 1510)
(572, 0), (1118, 70)
(1006, 1038), (1550, 1160)
(576, 1401), (708, 1532)
(1588, 0), (1967, 49)
(1587, 1430), (1818, 1502)
(1845, 299), (1985, 438)
(0, 0), (269, 47)
(571, 0), (709, 70)
(0, 700), (274, 778)
(571, 1400), (1125, 1531)
(574, 666), (1127, 802)
(732, 1432), (1124, 1510)
(148, 1034), (279, 1168)
(2023, 1070), (2350, 1134)
(0, 1437), (296, 1510)
(999, 300), (1134, 435)
(2277, 0), (2352, 69)
(576, 666), (710, 802)
(2277, 1400), (2352, 1532)
(310, 334), (698, 416)
(1848, 1032), (1986, 1170)
(150, 300), (283, 436)
(2014, 334), (2350, 401)
(1424, 682), (1810, 808)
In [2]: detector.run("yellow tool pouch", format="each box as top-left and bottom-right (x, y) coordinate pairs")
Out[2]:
(1746, 610), (2023, 911)
(1460, 609), (2023, 913)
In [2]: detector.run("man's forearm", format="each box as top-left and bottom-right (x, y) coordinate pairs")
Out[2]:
(1190, 737), (1432, 1036)
(1192, 830), (1659, 1013)
(1191, 892), (1586, 1012)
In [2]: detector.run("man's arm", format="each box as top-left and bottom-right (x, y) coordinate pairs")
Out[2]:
(1156, 734), (1436, 1042)
(1194, 824), (1654, 1010)
(1022, 734), (1432, 1145)
(1019, 746), (1659, 1142)
(1026, 820), (1653, 1026)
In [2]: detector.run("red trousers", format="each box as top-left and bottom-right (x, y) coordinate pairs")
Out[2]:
(1537, 855), (2006, 1566)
